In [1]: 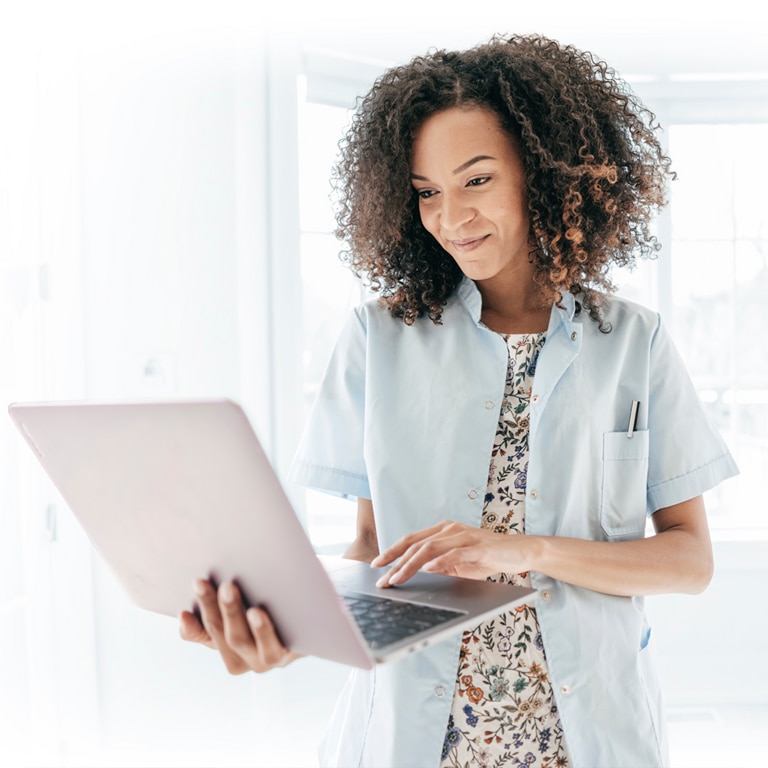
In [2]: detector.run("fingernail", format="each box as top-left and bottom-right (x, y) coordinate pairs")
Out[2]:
(247, 608), (263, 628)
(370, 556), (382, 567)
(193, 579), (207, 596)
(220, 582), (235, 603)
(375, 576), (389, 588)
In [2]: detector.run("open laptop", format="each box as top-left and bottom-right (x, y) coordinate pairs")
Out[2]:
(8, 398), (535, 669)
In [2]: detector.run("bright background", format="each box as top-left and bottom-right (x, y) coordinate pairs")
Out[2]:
(1, 2), (766, 766)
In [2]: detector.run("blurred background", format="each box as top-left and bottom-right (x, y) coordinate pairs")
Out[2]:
(1, 1), (765, 766)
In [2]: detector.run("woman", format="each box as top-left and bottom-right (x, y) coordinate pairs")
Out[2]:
(180, 34), (738, 767)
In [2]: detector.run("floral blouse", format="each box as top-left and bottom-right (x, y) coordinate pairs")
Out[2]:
(439, 333), (571, 768)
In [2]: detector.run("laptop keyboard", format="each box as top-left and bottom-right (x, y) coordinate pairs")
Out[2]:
(342, 593), (464, 649)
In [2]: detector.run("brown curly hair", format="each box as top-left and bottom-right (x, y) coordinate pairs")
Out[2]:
(332, 33), (674, 326)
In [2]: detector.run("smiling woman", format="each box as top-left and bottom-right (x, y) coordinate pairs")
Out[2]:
(181, 32), (737, 768)
(333, 35), (671, 329)
(409, 107), (549, 334)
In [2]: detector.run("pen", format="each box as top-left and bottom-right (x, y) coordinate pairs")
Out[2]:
(627, 400), (640, 438)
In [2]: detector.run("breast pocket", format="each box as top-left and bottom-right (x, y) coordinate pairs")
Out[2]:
(601, 430), (649, 540)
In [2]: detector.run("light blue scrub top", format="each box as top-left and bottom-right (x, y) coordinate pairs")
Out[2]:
(288, 277), (738, 768)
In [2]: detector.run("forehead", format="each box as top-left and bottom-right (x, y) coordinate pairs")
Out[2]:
(411, 106), (520, 169)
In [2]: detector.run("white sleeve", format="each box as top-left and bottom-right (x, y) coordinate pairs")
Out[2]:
(646, 315), (739, 512)
(287, 307), (371, 499)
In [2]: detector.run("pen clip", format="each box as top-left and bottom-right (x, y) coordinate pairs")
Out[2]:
(627, 400), (640, 438)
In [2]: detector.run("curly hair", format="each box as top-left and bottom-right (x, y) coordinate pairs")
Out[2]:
(332, 33), (674, 327)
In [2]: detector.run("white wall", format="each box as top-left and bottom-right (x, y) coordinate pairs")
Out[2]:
(2, 3), (767, 767)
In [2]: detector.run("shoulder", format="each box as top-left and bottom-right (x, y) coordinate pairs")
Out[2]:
(593, 293), (662, 341)
(353, 291), (468, 335)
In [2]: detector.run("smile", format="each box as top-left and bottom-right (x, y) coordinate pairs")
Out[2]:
(449, 235), (489, 252)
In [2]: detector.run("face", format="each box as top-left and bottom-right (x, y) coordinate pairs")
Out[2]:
(410, 107), (532, 287)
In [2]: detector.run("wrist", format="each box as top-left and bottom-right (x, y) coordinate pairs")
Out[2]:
(523, 534), (547, 575)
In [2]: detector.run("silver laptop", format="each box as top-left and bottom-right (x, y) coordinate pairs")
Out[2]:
(8, 398), (535, 669)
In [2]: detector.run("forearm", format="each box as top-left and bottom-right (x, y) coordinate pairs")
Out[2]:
(344, 497), (379, 563)
(343, 535), (379, 563)
(374, 496), (714, 597)
(529, 524), (713, 597)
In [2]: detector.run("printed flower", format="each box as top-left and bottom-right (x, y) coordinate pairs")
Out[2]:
(442, 728), (462, 760)
(467, 686), (484, 704)
(461, 674), (473, 686)
(497, 634), (512, 653)
(534, 632), (544, 650)
(463, 704), (479, 727)
(525, 751), (537, 764)
(513, 678), (528, 693)
(488, 676), (510, 701)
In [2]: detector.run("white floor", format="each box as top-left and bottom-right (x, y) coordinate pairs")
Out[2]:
(668, 704), (767, 768)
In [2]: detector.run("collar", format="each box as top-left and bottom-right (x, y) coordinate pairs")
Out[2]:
(455, 275), (578, 330)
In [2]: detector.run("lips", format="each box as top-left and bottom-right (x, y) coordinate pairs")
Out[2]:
(449, 235), (489, 252)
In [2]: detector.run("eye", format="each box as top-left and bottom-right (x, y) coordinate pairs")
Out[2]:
(467, 176), (491, 187)
(416, 188), (437, 200)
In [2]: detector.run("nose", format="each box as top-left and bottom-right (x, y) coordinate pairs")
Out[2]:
(438, 192), (475, 233)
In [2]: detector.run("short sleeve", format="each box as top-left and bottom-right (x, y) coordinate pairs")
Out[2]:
(287, 307), (371, 500)
(646, 315), (739, 512)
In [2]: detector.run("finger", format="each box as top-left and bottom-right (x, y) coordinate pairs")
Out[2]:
(245, 607), (300, 669)
(178, 609), (215, 649)
(194, 579), (250, 674)
(371, 522), (448, 567)
(220, 584), (301, 672)
(377, 535), (460, 587)
(218, 582), (265, 670)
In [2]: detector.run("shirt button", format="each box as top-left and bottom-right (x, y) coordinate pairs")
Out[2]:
(571, 331), (578, 341)
(467, 489), (478, 500)
(561, 684), (571, 695)
(529, 489), (538, 500)
(484, 400), (495, 410)
(434, 685), (446, 697)
(541, 590), (552, 601)
(531, 394), (540, 404)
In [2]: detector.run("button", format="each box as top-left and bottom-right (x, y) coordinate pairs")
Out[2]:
(484, 400), (495, 410)
(529, 489), (538, 500)
(560, 684), (571, 695)
(571, 331), (578, 341)
(532, 394), (540, 404)
(435, 685), (446, 697)
(467, 489), (478, 500)
(541, 590), (552, 601)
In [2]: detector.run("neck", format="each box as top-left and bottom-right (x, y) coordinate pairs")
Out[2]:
(475, 273), (551, 334)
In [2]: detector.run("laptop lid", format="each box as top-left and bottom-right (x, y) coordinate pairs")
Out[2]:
(8, 398), (535, 668)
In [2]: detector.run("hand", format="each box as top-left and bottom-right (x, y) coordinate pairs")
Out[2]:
(370, 520), (533, 587)
(179, 579), (302, 674)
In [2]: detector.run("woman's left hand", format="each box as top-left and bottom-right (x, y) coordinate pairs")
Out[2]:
(370, 520), (533, 587)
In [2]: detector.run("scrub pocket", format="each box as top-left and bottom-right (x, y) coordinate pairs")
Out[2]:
(601, 430), (650, 539)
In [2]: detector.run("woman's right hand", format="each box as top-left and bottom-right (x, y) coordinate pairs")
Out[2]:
(178, 579), (302, 674)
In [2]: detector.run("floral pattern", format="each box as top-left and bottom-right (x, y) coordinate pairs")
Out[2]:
(440, 333), (570, 768)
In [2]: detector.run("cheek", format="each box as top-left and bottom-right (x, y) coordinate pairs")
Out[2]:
(418, 207), (440, 238)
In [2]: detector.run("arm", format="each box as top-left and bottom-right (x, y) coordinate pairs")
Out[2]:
(343, 497), (380, 563)
(371, 495), (713, 597)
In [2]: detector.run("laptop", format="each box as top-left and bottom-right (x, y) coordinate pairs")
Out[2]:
(8, 398), (536, 669)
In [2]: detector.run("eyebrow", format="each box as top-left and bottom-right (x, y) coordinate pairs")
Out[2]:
(410, 155), (496, 181)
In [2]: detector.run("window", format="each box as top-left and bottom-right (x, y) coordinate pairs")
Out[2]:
(665, 122), (767, 534)
(296, 76), (366, 551)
